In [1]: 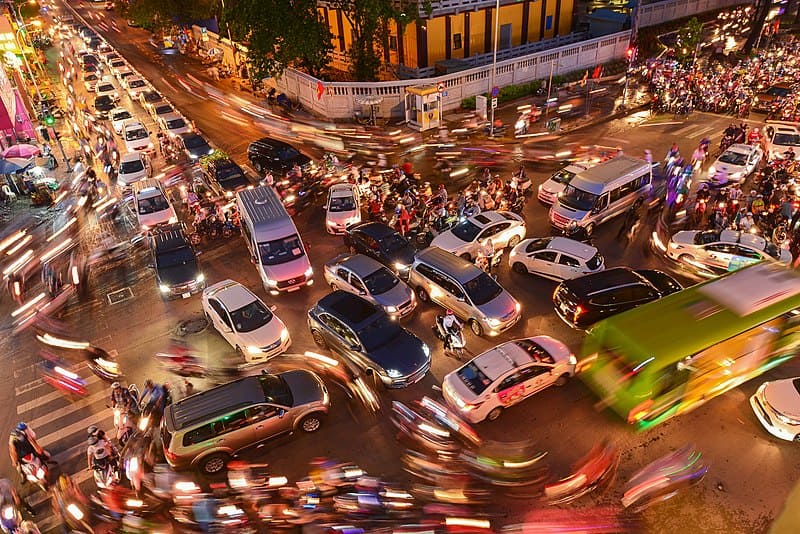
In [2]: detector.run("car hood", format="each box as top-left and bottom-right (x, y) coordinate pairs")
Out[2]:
(187, 144), (212, 157)
(476, 289), (518, 322)
(327, 210), (360, 225)
(157, 262), (200, 287)
(431, 231), (468, 253)
(540, 179), (565, 195)
(274, 153), (311, 171)
(280, 369), (326, 407)
(235, 316), (286, 349)
(764, 379), (800, 420)
(369, 331), (429, 377)
(218, 174), (250, 191)
(712, 161), (746, 175)
(382, 244), (416, 267)
(371, 281), (413, 308)
(118, 168), (147, 186)
(262, 255), (310, 283)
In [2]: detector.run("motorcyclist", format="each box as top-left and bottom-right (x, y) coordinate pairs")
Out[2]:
(665, 143), (680, 162)
(109, 382), (138, 415)
(0, 477), (34, 516)
(91, 447), (114, 479)
(436, 183), (448, 206)
(784, 147), (796, 160)
(86, 426), (116, 471)
(8, 423), (49, 482)
(140, 379), (166, 418)
(477, 238), (495, 273)
(441, 310), (462, 351)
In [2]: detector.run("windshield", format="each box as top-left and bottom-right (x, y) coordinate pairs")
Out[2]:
(767, 86), (790, 97)
(156, 247), (195, 268)
(450, 220), (482, 242)
(129, 79), (146, 88)
(693, 230), (721, 245)
(257, 235), (305, 266)
(275, 146), (300, 161)
(773, 133), (800, 146)
(719, 151), (748, 166)
(363, 267), (399, 295)
(560, 184), (598, 211)
(551, 169), (576, 185)
(586, 253), (603, 270)
(120, 159), (144, 174)
(154, 105), (172, 115)
(137, 194), (169, 214)
(357, 315), (402, 351)
(259, 374), (292, 406)
(379, 233), (408, 252)
(112, 111), (131, 122)
(184, 136), (207, 149)
(463, 272), (503, 305)
(230, 299), (273, 333)
(97, 84), (114, 92)
(456, 362), (492, 395)
(329, 195), (356, 212)
(166, 118), (186, 130)
(126, 128), (147, 141)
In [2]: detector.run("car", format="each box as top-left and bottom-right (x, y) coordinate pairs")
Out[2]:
(138, 90), (163, 107)
(323, 253), (417, 319)
(148, 227), (205, 300)
(161, 371), (329, 475)
(123, 76), (149, 99)
(202, 157), (250, 197)
(325, 183), (361, 234)
(508, 236), (604, 280)
(117, 151), (149, 187)
(147, 100), (175, 121)
(94, 80), (119, 102)
(707, 144), (762, 185)
(157, 113), (192, 137)
(121, 120), (153, 152)
(202, 279), (291, 363)
(247, 137), (312, 175)
(537, 163), (589, 205)
(81, 53), (100, 66)
(81, 61), (97, 74)
(552, 267), (682, 329)
(343, 221), (416, 279)
(108, 58), (127, 73)
(666, 229), (792, 272)
(101, 51), (120, 65)
(431, 211), (526, 261)
(754, 83), (793, 113)
(116, 69), (136, 85)
(764, 123), (800, 161)
(93, 95), (115, 119)
(109, 107), (132, 134)
(307, 291), (431, 388)
(178, 132), (214, 161)
(82, 71), (99, 92)
(132, 179), (177, 230)
(442, 336), (577, 423)
(751, 377), (800, 441)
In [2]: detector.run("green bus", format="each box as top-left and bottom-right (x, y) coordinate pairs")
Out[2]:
(579, 262), (800, 430)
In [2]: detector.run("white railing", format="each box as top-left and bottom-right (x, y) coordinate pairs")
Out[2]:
(638, 0), (746, 27)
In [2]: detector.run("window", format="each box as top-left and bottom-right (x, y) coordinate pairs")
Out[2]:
(558, 255), (580, 267)
(595, 193), (609, 211)
(453, 33), (462, 50)
(183, 422), (221, 446)
(336, 268), (350, 282)
(220, 410), (249, 432)
(209, 299), (231, 328)
(610, 187), (623, 204)
(389, 35), (398, 51)
(534, 251), (558, 262)
(545, 15), (553, 30)
(734, 246), (762, 260)
(519, 365), (550, 380)
(247, 405), (279, 422)
(497, 371), (523, 391)
(350, 275), (365, 292)
(479, 222), (510, 240)
(415, 263), (436, 280)
(706, 244), (736, 254)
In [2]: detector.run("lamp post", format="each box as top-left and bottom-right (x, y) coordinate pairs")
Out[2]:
(218, 0), (238, 71)
(16, 20), (43, 106)
(487, 0), (500, 136)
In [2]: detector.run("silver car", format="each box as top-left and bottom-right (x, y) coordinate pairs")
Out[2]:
(324, 253), (416, 320)
(409, 247), (521, 337)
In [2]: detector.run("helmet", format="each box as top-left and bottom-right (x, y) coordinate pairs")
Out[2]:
(144, 379), (154, 388)
(111, 382), (120, 390)
(87, 435), (98, 446)
(446, 310), (454, 316)
(15, 422), (27, 432)
(94, 447), (108, 460)
(87, 425), (98, 436)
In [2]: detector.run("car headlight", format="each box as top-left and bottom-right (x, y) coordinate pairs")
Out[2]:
(266, 278), (278, 287)
(386, 369), (402, 378)
(67, 504), (84, 521)
(304, 267), (313, 278)
(196, 273), (205, 283)
(707, 165), (716, 176)
(147, 143), (154, 149)
(326, 220), (337, 226)
(208, 148), (214, 154)
(731, 171), (743, 178)
(395, 262), (408, 271)
(159, 284), (170, 293)
(488, 318), (501, 327)
(168, 215), (178, 224)
(515, 302), (521, 313)
(385, 305), (398, 313)
(422, 343), (430, 358)
(568, 354), (577, 366)
(247, 345), (262, 355)
(280, 328), (289, 343)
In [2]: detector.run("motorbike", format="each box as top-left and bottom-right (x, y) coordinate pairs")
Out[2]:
(50, 475), (92, 533)
(85, 345), (122, 382)
(0, 503), (22, 534)
(155, 350), (205, 377)
(20, 454), (53, 492)
(475, 249), (503, 275)
(39, 359), (88, 397)
(92, 457), (120, 490)
(391, 401), (463, 454)
(544, 442), (618, 505)
(115, 407), (136, 447)
(433, 315), (466, 358)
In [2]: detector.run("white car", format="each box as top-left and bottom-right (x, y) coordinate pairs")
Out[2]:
(117, 151), (149, 187)
(202, 279), (291, 363)
(132, 179), (177, 230)
(157, 113), (191, 136)
(764, 123), (800, 161)
(537, 163), (588, 205)
(148, 100), (175, 121)
(108, 58), (127, 74)
(707, 143), (763, 185)
(94, 80), (119, 102)
(442, 336), (577, 423)
(508, 236), (604, 280)
(121, 120), (153, 152)
(110, 107), (132, 134)
(431, 211), (526, 261)
(751, 377), (800, 441)
(666, 229), (792, 272)
(325, 183), (361, 234)
(83, 72), (99, 92)
(123, 76), (149, 99)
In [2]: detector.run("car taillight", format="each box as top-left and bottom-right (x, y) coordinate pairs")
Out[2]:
(163, 448), (178, 462)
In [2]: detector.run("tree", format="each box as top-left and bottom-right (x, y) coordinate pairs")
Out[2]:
(743, 0), (770, 54)
(674, 17), (702, 64)
(225, 0), (333, 79)
(120, 0), (217, 30)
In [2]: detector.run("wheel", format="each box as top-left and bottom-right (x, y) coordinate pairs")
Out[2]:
(253, 161), (262, 173)
(298, 413), (324, 433)
(512, 262), (528, 274)
(460, 252), (472, 262)
(189, 233), (202, 246)
(222, 227), (233, 238)
(555, 374), (569, 387)
(633, 198), (643, 210)
(487, 406), (502, 421)
(416, 286), (429, 302)
(311, 329), (328, 348)
(507, 235), (521, 248)
(469, 319), (484, 337)
(678, 253), (694, 264)
(199, 453), (229, 475)
(584, 223), (595, 236)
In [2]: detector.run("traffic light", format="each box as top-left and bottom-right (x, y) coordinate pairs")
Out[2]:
(43, 113), (55, 126)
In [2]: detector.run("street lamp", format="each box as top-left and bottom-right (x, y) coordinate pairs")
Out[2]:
(15, 20), (43, 106)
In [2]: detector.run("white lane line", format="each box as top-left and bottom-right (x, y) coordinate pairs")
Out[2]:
(687, 125), (716, 139)
(161, 79), (177, 93)
(17, 373), (102, 413)
(39, 412), (112, 448)
(25, 388), (108, 428)
(672, 124), (698, 136)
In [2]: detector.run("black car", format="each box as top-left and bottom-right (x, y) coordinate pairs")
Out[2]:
(93, 95), (115, 119)
(139, 90), (163, 105)
(202, 158), (250, 196)
(276, 178), (324, 215)
(552, 267), (682, 329)
(343, 222), (416, 279)
(307, 291), (431, 388)
(247, 137), (312, 175)
(179, 133), (213, 161)
(148, 227), (206, 300)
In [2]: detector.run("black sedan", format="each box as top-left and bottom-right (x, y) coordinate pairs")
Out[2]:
(179, 133), (214, 162)
(93, 95), (115, 119)
(307, 291), (431, 388)
(343, 222), (416, 279)
(203, 158), (250, 196)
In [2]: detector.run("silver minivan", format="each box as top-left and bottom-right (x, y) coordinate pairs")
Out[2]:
(548, 156), (651, 235)
(409, 247), (521, 337)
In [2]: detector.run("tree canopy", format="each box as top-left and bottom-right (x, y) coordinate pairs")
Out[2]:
(121, 0), (217, 30)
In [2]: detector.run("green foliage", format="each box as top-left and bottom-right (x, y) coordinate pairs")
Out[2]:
(225, 0), (333, 79)
(121, 0), (217, 30)
(199, 149), (228, 166)
(675, 17), (703, 62)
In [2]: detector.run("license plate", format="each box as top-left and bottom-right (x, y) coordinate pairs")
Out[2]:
(182, 292), (191, 299)
(287, 286), (300, 292)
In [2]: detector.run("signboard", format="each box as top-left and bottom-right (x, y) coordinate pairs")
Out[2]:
(437, 82), (445, 93)
(491, 86), (500, 98)
(491, 98), (498, 109)
(476, 95), (487, 120)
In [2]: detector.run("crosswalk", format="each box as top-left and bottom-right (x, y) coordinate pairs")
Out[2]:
(669, 123), (718, 140)
(15, 360), (118, 532)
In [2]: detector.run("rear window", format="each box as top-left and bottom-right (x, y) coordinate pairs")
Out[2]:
(456, 362), (492, 395)
(586, 253), (603, 270)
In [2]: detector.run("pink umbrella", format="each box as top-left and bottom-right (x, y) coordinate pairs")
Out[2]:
(2, 144), (41, 159)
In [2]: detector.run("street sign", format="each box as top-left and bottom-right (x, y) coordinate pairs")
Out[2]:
(491, 98), (498, 109)
(491, 86), (500, 98)
(437, 82), (445, 93)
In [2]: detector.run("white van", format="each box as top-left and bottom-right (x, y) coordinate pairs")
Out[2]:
(236, 186), (313, 295)
(548, 156), (651, 235)
(537, 162), (589, 205)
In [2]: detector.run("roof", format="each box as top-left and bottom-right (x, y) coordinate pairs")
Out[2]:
(350, 221), (396, 239)
(334, 254), (383, 277)
(120, 151), (142, 163)
(727, 143), (755, 154)
(236, 186), (290, 230)
(159, 112), (184, 123)
(123, 119), (145, 130)
(250, 136), (293, 149)
(547, 237), (598, 260)
(560, 267), (642, 296)
(316, 290), (380, 327)
(329, 183), (357, 197)
(469, 211), (505, 227)
(471, 341), (534, 381)
(718, 229), (767, 249)
(149, 228), (190, 253)
(414, 247), (482, 283)
(212, 281), (256, 310)
(169, 375), (267, 430)
(133, 178), (161, 193)
(570, 156), (650, 194)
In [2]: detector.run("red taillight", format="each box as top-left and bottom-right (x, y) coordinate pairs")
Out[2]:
(163, 448), (177, 462)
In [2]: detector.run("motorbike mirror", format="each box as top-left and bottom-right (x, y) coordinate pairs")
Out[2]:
(364, 368), (374, 376)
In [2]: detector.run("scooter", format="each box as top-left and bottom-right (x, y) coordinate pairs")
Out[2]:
(475, 249), (503, 275)
(92, 456), (120, 490)
(0, 502), (22, 533)
(20, 454), (52, 492)
(433, 315), (466, 358)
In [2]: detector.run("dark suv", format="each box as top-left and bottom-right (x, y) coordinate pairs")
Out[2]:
(149, 227), (206, 300)
(307, 291), (431, 388)
(343, 222), (416, 279)
(203, 157), (250, 196)
(552, 267), (681, 329)
(247, 137), (311, 175)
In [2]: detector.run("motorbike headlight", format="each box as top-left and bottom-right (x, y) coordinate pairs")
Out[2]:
(386, 369), (402, 378)
(280, 328), (290, 343)
(138, 415), (149, 431)
(422, 343), (430, 358)
(67, 503), (84, 521)
(196, 273), (205, 283)
(159, 284), (170, 293)
(2, 505), (15, 520)
(304, 267), (313, 278)
(168, 215), (178, 224)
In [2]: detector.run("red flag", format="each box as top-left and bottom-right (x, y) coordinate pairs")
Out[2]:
(592, 65), (602, 79)
(316, 81), (325, 100)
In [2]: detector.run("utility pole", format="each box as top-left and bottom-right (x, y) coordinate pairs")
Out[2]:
(622, 0), (641, 108)
(488, 0), (500, 136)
(544, 59), (555, 121)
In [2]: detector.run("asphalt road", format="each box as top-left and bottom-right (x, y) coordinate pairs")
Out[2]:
(1, 2), (798, 533)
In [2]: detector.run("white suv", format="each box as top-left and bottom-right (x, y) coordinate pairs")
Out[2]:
(122, 120), (153, 152)
(132, 179), (177, 230)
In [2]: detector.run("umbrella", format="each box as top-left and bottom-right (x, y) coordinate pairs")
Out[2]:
(0, 158), (31, 174)
(2, 144), (40, 159)
(354, 94), (384, 106)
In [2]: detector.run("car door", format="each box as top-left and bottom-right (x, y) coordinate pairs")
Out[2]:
(208, 298), (236, 346)
(519, 364), (554, 396)
(316, 313), (345, 351)
(528, 250), (559, 278)
(702, 243), (737, 270)
(731, 245), (763, 269)
(213, 409), (257, 454)
(349, 273), (368, 298)
(478, 223), (510, 249)
(493, 371), (527, 408)
(335, 267), (355, 292)
(247, 404), (293, 443)
(555, 253), (583, 280)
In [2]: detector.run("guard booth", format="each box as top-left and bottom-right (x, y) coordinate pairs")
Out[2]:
(404, 84), (442, 132)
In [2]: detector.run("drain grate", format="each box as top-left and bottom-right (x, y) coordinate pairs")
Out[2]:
(107, 287), (134, 305)
(176, 315), (209, 336)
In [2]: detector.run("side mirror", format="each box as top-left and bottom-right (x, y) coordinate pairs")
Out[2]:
(221, 325), (232, 333)
(349, 343), (361, 351)
(364, 368), (374, 377)
(456, 295), (466, 302)
(358, 290), (366, 296)
(277, 408), (286, 418)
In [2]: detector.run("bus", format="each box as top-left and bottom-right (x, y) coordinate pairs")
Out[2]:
(579, 262), (800, 430)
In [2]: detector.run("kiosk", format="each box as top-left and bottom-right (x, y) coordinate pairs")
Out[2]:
(404, 84), (442, 132)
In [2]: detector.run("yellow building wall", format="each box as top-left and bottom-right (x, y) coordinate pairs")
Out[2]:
(469, 11), (486, 57)
(404, 21), (419, 69)
(543, 1), (558, 39)
(426, 17), (447, 65)
(494, 4), (525, 47)
(450, 13), (465, 60)
(528, 2), (543, 42)
(559, 0), (574, 36)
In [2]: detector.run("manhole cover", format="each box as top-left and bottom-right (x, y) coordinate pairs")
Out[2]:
(107, 287), (134, 305)
(176, 316), (209, 336)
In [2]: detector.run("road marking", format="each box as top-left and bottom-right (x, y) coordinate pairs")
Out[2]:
(673, 124), (699, 136)
(640, 121), (683, 127)
(24, 389), (108, 429)
(161, 79), (177, 93)
(687, 125), (716, 139)
(39, 411), (112, 448)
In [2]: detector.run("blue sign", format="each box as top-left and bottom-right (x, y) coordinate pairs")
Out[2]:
(491, 86), (500, 98)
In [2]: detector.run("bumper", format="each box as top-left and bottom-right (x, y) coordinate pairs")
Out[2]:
(486, 311), (521, 337)
(750, 392), (799, 441)
(537, 189), (556, 205)
(162, 280), (206, 300)
(244, 335), (292, 363)
(267, 275), (315, 295)
(386, 360), (431, 389)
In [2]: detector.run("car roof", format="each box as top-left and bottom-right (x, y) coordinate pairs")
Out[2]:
(470, 341), (535, 381)
(560, 267), (644, 296)
(250, 136), (292, 150)
(110, 107), (130, 116)
(727, 144), (754, 154)
(336, 254), (384, 277)
(330, 184), (356, 198)
(546, 237), (599, 259)
(160, 112), (184, 123)
(350, 221), (396, 239)
(414, 247), (482, 283)
(120, 151), (142, 163)
(180, 132), (204, 142)
(718, 229), (767, 249)
(149, 228), (190, 253)
(169, 375), (269, 430)
(467, 211), (505, 227)
(206, 280), (256, 310)
(123, 119), (145, 130)
(315, 290), (381, 327)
